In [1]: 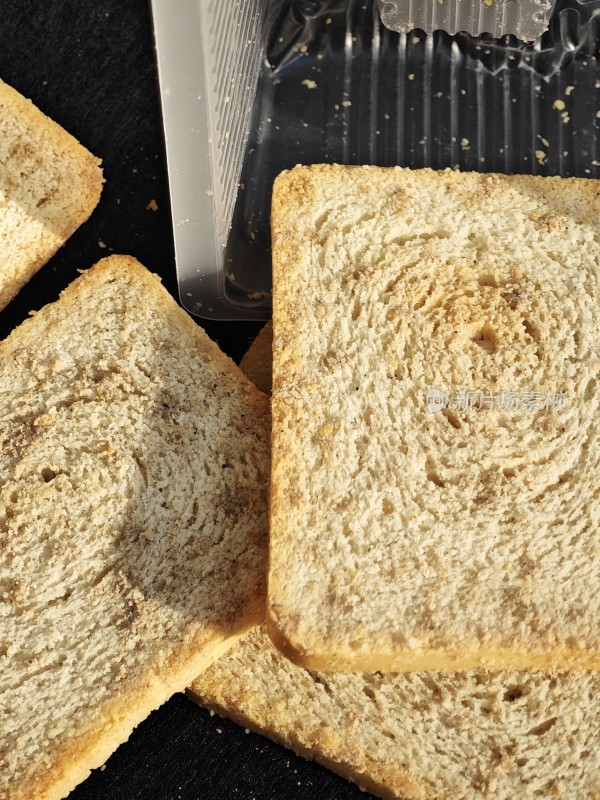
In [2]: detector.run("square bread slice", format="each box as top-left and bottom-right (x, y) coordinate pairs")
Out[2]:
(0, 78), (103, 311)
(189, 326), (600, 800)
(269, 165), (600, 672)
(0, 256), (270, 800)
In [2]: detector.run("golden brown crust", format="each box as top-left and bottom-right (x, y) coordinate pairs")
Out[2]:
(265, 618), (600, 672)
(187, 687), (420, 800)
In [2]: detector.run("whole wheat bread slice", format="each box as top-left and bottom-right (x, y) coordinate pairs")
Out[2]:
(269, 164), (600, 672)
(0, 78), (103, 311)
(191, 625), (600, 800)
(0, 256), (269, 800)
(189, 326), (600, 800)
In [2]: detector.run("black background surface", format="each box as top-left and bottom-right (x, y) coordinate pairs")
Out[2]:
(0, 2), (368, 798)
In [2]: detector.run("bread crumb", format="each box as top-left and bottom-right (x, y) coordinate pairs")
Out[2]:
(484, 0), (493, 6)
(246, 291), (271, 301)
(460, 138), (470, 151)
(408, 73), (415, 81)
(302, 79), (317, 90)
(565, 85), (575, 96)
(325, 17), (332, 24)
(100, 765), (106, 772)
(146, 198), (159, 211)
(341, 100), (352, 107)
(535, 150), (547, 165)
(553, 100), (566, 111)
(98, 240), (107, 249)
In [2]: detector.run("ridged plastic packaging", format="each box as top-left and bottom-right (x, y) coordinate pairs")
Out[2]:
(379, 0), (557, 41)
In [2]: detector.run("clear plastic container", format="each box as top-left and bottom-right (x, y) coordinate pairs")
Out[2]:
(153, 0), (600, 321)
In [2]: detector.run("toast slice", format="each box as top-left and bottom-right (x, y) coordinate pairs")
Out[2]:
(0, 78), (103, 311)
(0, 256), (269, 800)
(189, 325), (600, 800)
(269, 165), (600, 672)
(191, 625), (600, 800)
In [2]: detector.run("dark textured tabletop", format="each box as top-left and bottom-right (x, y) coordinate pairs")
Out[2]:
(0, 2), (367, 798)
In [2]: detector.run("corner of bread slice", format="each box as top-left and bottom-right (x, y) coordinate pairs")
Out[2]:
(19, 623), (266, 800)
(62, 255), (162, 295)
(0, 76), (104, 223)
(265, 606), (317, 669)
(265, 604), (358, 671)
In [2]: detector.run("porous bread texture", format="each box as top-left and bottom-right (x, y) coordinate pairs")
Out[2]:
(239, 321), (273, 394)
(0, 77), (103, 311)
(269, 164), (600, 672)
(0, 256), (270, 800)
(189, 325), (600, 800)
(190, 626), (600, 800)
